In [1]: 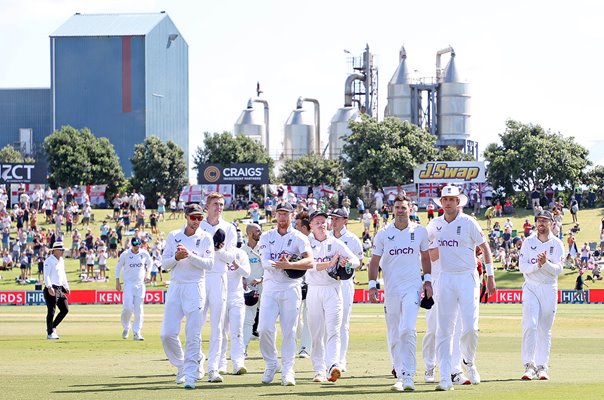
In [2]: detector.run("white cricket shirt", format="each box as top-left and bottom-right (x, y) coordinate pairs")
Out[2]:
(519, 232), (564, 285)
(307, 234), (360, 286)
(115, 249), (152, 285)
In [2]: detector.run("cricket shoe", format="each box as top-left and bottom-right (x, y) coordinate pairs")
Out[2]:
(298, 348), (310, 358)
(47, 331), (59, 340)
(122, 328), (129, 339)
(391, 379), (405, 392)
(536, 365), (550, 380)
(133, 332), (144, 341)
(281, 373), (296, 386)
(328, 364), (341, 382)
(175, 368), (185, 384)
(424, 367), (435, 383)
(207, 370), (223, 383)
(313, 373), (327, 383)
(435, 379), (454, 391)
(463, 359), (481, 384)
(183, 379), (196, 389)
(521, 363), (537, 380)
(261, 367), (277, 384)
(233, 366), (247, 375)
(452, 371), (471, 385)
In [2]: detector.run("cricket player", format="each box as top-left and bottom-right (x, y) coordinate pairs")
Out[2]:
(242, 223), (263, 349)
(519, 210), (564, 380)
(258, 202), (313, 386)
(427, 186), (496, 391)
(115, 237), (152, 341)
(160, 204), (214, 390)
(294, 211), (312, 358)
(219, 240), (251, 375)
(200, 192), (238, 383)
(329, 208), (364, 373)
(369, 194), (432, 391)
(307, 210), (360, 383)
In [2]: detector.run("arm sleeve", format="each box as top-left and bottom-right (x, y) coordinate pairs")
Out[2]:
(471, 219), (486, 246)
(336, 239), (360, 269)
(371, 231), (384, 257)
(161, 232), (178, 271)
(420, 227), (430, 251)
(235, 250), (251, 278)
(542, 241), (565, 277)
(187, 235), (215, 270)
(43, 259), (52, 287)
(259, 232), (277, 271)
(115, 253), (125, 280)
(215, 224), (237, 264)
(518, 240), (538, 274)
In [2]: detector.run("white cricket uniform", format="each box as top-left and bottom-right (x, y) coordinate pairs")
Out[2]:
(160, 225), (214, 382)
(219, 248), (251, 372)
(115, 248), (152, 335)
(306, 234), (360, 375)
(200, 219), (237, 373)
(427, 212), (484, 383)
(372, 222), (429, 378)
(519, 233), (564, 368)
(242, 242), (263, 347)
(332, 227), (364, 370)
(296, 279), (311, 352)
(258, 226), (312, 379)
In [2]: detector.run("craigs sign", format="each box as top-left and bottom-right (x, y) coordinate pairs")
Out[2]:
(198, 163), (270, 185)
(414, 161), (486, 183)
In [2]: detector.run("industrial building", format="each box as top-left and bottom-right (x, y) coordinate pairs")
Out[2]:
(0, 12), (188, 176)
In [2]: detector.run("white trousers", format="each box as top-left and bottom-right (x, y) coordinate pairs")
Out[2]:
(339, 279), (354, 367)
(435, 271), (480, 382)
(306, 284), (343, 374)
(121, 282), (145, 334)
(202, 273), (227, 371)
(422, 280), (463, 373)
(384, 281), (422, 377)
(522, 281), (557, 367)
(258, 286), (301, 377)
(220, 295), (246, 372)
(160, 282), (205, 381)
(296, 299), (311, 351)
(243, 299), (260, 347)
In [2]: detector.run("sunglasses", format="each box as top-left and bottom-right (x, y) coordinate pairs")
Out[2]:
(188, 215), (203, 221)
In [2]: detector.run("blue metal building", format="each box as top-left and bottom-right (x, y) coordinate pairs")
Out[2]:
(0, 12), (188, 177)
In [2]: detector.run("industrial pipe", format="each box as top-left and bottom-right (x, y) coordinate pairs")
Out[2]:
(300, 97), (321, 155)
(344, 73), (365, 107)
(436, 46), (455, 81)
(252, 98), (269, 151)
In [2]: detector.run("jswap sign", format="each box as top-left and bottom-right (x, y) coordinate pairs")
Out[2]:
(414, 161), (486, 183)
(0, 162), (47, 184)
(198, 163), (270, 185)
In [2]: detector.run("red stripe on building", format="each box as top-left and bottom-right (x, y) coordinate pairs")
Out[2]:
(122, 36), (132, 113)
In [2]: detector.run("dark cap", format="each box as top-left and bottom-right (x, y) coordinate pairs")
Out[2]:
(213, 228), (226, 248)
(535, 210), (554, 221)
(309, 211), (329, 221)
(275, 202), (294, 212)
(185, 203), (203, 215)
(420, 290), (434, 310)
(327, 260), (354, 281)
(131, 238), (141, 246)
(330, 208), (349, 219)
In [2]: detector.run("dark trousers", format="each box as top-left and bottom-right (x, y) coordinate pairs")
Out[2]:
(44, 286), (69, 334)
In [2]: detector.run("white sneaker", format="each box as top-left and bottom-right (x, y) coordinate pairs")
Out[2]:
(262, 367), (277, 384)
(133, 332), (144, 341)
(47, 332), (59, 340)
(536, 365), (549, 380)
(403, 376), (415, 391)
(452, 371), (471, 385)
(521, 363), (537, 380)
(424, 367), (435, 383)
(391, 379), (404, 392)
(175, 368), (185, 384)
(207, 370), (223, 383)
(313, 373), (327, 383)
(298, 348), (310, 358)
(281, 374), (296, 386)
(233, 366), (247, 375)
(122, 328), (129, 339)
(435, 380), (454, 391)
(183, 379), (196, 389)
(463, 360), (481, 384)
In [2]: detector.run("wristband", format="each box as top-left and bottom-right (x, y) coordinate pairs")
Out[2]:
(423, 273), (432, 283)
(485, 263), (494, 276)
(368, 279), (377, 289)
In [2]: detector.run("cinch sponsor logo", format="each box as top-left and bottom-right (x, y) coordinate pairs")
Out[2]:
(418, 162), (479, 181)
(529, 258), (538, 264)
(438, 239), (459, 247)
(389, 247), (414, 255)
(129, 263), (143, 268)
(270, 251), (290, 260)
(314, 256), (332, 262)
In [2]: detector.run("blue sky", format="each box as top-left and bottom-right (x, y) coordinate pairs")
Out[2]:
(1, 0), (602, 169)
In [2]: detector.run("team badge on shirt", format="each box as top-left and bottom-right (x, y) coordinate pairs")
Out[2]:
(457, 226), (461, 235)
(387, 235), (395, 241)
(410, 232), (415, 242)
(550, 246), (554, 255)
(531, 246), (537, 250)
(196, 239), (200, 246)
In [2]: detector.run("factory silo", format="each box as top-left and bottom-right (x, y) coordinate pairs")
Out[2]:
(283, 97), (319, 160)
(384, 46), (412, 122)
(437, 54), (471, 143)
(234, 98), (268, 149)
(328, 107), (360, 160)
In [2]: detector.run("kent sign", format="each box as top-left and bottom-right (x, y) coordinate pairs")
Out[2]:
(0, 162), (47, 184)
(198, 163), (270, 185)
(414, 161), (486, 183)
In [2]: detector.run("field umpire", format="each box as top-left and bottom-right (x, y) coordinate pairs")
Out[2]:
(43, 241), (70, 340)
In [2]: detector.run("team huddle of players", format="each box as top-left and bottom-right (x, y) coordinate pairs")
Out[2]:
(113, 188), (563, 392)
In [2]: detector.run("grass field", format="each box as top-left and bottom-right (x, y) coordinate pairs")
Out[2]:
(2, 206), (603, 292)
(1, 303), (602, 399)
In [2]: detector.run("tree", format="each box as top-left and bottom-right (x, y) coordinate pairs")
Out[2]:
(130, 136), (188, 208)
(0, 145), (35, 163)
(435, 146), (476, 161)
(483, 120), (590, 195)
(279, 154), (343, 188)
(341, 116), (438, 189)
(44, 126), (126, 200)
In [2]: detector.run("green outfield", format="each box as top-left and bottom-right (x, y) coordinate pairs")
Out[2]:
(0, 303), (602, 399)
(1, 206), (602, 291)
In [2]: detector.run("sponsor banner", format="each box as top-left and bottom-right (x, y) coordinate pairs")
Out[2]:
(589, 289), (604, 302)
(0, 162), (47, 184)
(96, 290), (165, 304)
(198, 163), (270, 185)
(560, 290), (589, 304)
(494, 289), (523, 303)
(67, 290), (97, 304)
(26, 291), (46, 305)
(414, 161), (486, 184)
(353, 289), (384, 303)
(0, 291), (26, 305)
